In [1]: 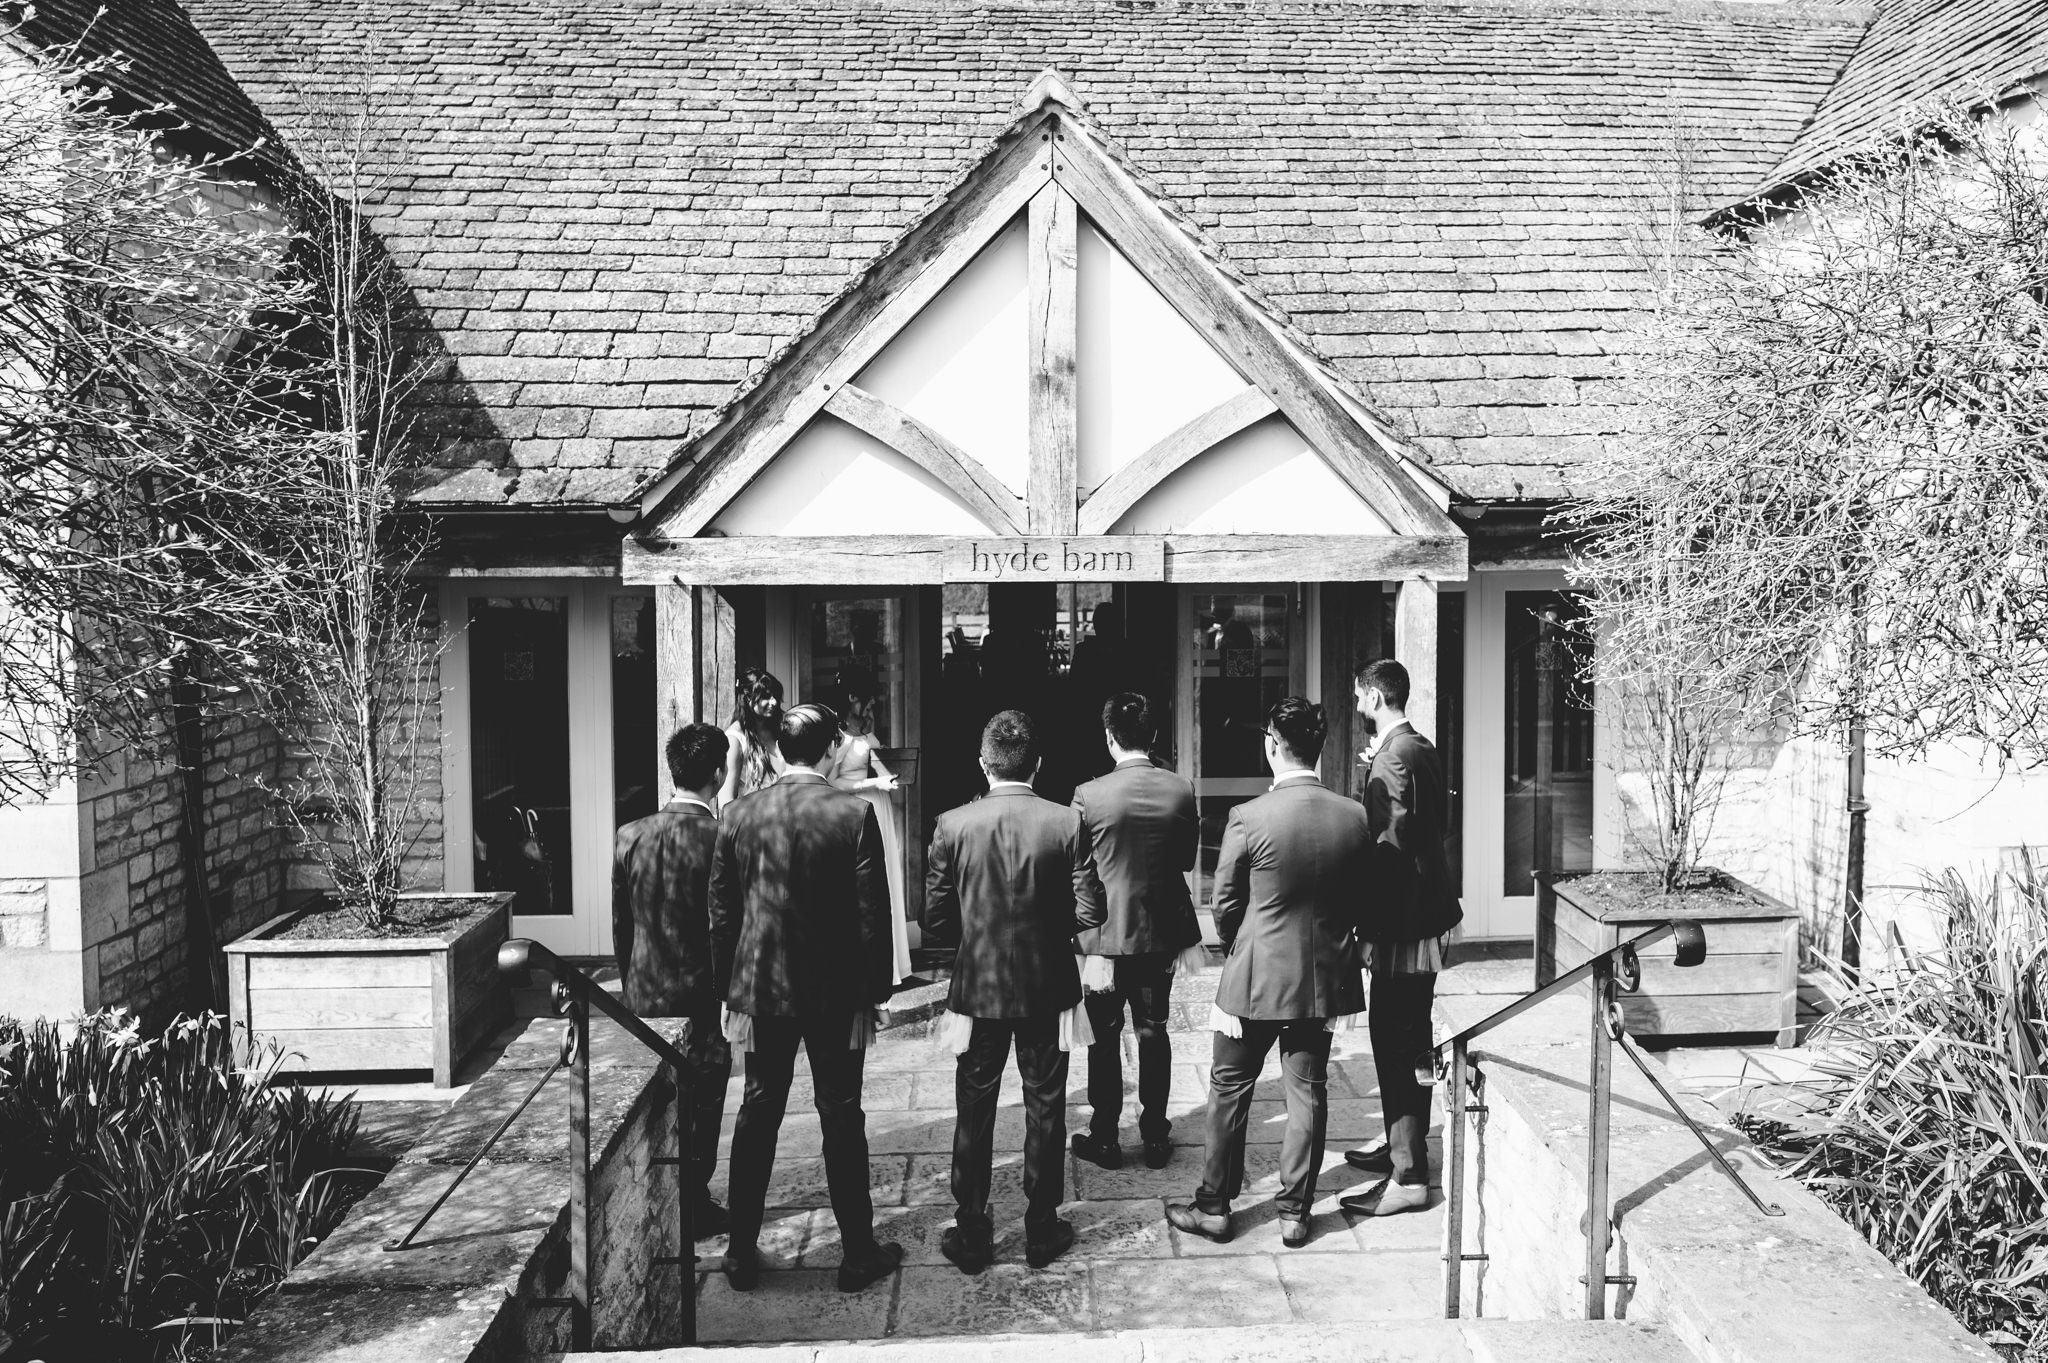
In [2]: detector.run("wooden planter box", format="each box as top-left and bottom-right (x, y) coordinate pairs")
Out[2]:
(1538, 870), (1801, 1047)
(224, 891), (513, 1087)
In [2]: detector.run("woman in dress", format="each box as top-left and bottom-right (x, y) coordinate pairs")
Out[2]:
(719, 667), (785, 809)
(827, 664), (911, 985)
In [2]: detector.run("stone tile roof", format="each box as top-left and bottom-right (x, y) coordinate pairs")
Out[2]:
(177, 0), (1873, 507)
(10, 0), (275, 161)
(1757, 0), (2048, 193)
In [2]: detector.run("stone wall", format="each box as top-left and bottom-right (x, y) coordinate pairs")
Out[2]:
(224, 1013), (689, 1363)
(1440, 990), (1997, 1363)
(75, 700), (292, 1022)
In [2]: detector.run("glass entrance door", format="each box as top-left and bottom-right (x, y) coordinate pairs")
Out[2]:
(1179, 586), (1308, 912)
(443, 579), (653, 957)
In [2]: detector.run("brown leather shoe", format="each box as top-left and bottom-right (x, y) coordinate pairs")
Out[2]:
(1279, 1216), (1312, 1248)
(1165, 1202), (1233, 1243)
(1340, 1180), (1430, 1217)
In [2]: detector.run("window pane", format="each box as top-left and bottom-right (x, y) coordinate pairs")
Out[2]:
(468, 596), (573, 916)
(1192, 590), (1293, 905)
(612, 595), (657, 828)
(1502, 591), (1593, 895)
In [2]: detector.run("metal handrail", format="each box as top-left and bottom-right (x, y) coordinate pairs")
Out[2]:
(381, 938), (699, 1351)
(1432, 917), (1784, 1324)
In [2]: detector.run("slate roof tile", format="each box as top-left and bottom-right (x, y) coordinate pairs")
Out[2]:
(160, 0), (1886, 506)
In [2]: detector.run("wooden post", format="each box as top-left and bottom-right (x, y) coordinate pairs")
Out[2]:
(1395, 577), (1439, 742)
(1026, 180), (1078, 535)
(654, 581), (698, 805)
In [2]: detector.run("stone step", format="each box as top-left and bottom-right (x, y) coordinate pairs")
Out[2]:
(557, 1318), (1699, 1363)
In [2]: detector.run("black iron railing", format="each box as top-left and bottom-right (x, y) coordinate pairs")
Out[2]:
(383, 939), (698, 1349)
(1429, 919), (1785, 1321)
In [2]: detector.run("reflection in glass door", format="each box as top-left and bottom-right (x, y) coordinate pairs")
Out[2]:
(1502, 591), (1594, 895)
(1181, 587), (1306, 910)
(467, 597), (573, 919)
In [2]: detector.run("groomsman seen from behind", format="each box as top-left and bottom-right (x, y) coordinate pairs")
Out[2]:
(1341, 659), (1463, 1218)
(925, 709), (1107, 1273)
(1168, 698), (1371, 1248)
(710, 703), (904, 1293)
(611, 721), (733, 1238)
(1070, 692), (1200, 1172)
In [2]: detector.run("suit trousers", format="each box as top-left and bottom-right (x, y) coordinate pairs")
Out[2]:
(681, 1011), (733, 1212)
(726, 1013), (875, 1256)
(1368, 964), (1438, 1186)
(953, 1016), (1068, 1234)
(1195, 1019), (1333, 1220)
(1083, 950), (1177, 1142)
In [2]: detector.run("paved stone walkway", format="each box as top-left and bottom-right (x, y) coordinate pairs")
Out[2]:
(691, 957), (1524, 1345)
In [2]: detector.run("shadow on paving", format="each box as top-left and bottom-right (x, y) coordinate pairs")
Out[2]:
(687, 959), (1487, 1344)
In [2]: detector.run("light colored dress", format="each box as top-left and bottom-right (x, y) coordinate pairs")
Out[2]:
(831, 731), (912, 985)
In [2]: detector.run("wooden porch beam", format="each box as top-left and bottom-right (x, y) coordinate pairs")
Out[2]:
(1026, 181), (1078, 535)
(623, 533), (1468, 587)
(653, 581), (698, 804)
(1078, 387), (1279, 534)
(1395, 577), (1439, 743)
(650, 126), (1055, 537)
(824, 384), (1027, 534)
(1049, 130), (1452, 539)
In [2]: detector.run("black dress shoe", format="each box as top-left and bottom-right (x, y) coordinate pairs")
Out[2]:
(1025, 1218), (1076, 1267)
(1071, 1131), (1123, 1170)
(692, 1199), (730, 1239)
(1164, 1202), (1232, 1243)
(1143, 1138), (1172, 1169)
(724, 1249), (761, 1291)
(1343, 1141), (1393, 1174)
(837, 1239), (904, 1292)
(939, 1224), (993, 1275)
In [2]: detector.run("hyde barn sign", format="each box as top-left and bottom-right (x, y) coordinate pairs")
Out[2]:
(943, 537), (1166, 582)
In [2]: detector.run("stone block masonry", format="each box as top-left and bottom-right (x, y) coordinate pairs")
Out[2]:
(1437, 990), (1996, 1363)
(224, 1013), (689, 1362)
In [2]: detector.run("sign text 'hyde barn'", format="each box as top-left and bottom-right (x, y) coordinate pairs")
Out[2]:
(941, 537), (1167, 583)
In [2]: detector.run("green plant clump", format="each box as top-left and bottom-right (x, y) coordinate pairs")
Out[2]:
(1738, 863), (2048, 1357)
(0, 1011), (369, 1361)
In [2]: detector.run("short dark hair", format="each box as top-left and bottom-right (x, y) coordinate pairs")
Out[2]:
(1266, 696), (1327, 765)
(980, 709), (1038, 782)
(1356, 659), (1410, 711)
(665, 722), (727, 791)
(778, 702), (840, 766)
(1102, 692), (1155, 751)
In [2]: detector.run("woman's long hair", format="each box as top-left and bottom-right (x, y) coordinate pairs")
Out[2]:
(730, 667), (784, 732)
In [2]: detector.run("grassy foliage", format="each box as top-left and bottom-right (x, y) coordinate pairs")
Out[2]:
(0, 1012), (372, 1360)
(1738, 863), (2048, 1355)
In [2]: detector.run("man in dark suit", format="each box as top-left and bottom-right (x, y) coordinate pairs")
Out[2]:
(1070, 692), (1199, 1172)
(612, 722), (734, 1237)
(710, 703), (904, 1293)
(1166, 698), (1370, 1248)
(1340, 659), (1464, 1217)
(925, 710), (1105, 1273)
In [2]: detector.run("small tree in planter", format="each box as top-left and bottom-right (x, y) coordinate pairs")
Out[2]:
(223, 77), (510, 1085)
(1546, 134), (1806, 1042)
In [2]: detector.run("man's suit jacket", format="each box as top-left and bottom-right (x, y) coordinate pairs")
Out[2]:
(1364, 721), (1464, 944)
(1211, 773), (1370, 1021)
(710, 771), (894, 1018)
(1071, 757), (1200, 958)
(925, 785), (1107, 1018)
(612, 800), (721, 1017)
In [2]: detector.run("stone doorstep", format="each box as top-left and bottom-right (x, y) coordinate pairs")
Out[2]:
(550, 1318), (1700, 1362)
(1433, 991), (1998, 1363)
